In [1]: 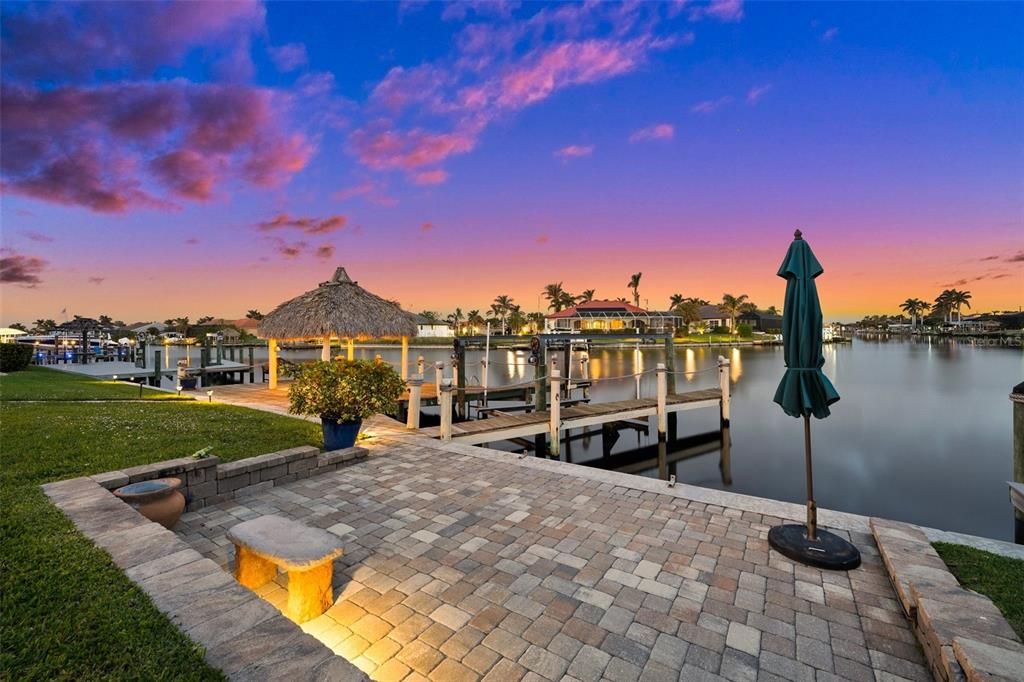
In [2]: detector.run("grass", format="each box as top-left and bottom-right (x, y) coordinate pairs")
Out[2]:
(0, 368), (323, 679)
(0, 366), (188, 401)
(934, 542), (1024, 639)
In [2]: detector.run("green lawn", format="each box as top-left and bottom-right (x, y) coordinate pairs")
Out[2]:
(934, 542), (1024, 639)
(0, 368), (323, 679)
(0, 366), (187, 401)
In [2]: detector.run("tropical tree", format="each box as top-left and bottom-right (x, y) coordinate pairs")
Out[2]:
(446, 308), (464, 333)
(765, 305), (779, 315)
(543, 282), (576, 312)
(526, 312), (546, 333)
(246, 309), (264, 320)
(197, 316), (214, 325)
(98, 315), (113, 326)
(719, 293), (750, 333)
(577, 289), (596, 303)
(933, 290), (955, 324)
(174, 317), (191, 336)
(493, 295), (514, 334)
(32, 319), (57, 333)
(676, 301), (701, 330)
(899, 298), (930, 328)
(685, 297), (710, 306)
(418, 311), (441, 322)
(669, 293), (684, 309)
(9, 322), (28, 332)
(466, 309), (484, 333)
(950, 290), (972, 323)
(627, 272), (642, 307)
(507, 306), (526, 334)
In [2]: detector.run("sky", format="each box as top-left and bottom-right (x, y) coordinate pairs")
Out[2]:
(1, 0), (1021, 325)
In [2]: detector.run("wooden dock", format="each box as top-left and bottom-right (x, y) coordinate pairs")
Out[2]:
(417, 389), (722, 445)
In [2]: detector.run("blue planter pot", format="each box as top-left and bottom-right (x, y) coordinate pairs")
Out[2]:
(321, 418), (362, 450)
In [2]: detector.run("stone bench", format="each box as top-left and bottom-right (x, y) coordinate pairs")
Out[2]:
(227, 515), (344, 623)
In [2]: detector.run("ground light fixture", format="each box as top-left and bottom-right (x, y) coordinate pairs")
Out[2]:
(207, 390), (213, 403)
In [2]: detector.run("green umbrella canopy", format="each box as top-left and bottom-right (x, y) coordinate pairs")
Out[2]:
(773, 231), (840, 419)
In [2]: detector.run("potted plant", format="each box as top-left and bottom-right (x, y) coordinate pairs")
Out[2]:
(288, 359), (405, 450)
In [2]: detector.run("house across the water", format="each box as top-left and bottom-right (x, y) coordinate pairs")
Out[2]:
(544, 300), (682, 334)
(738, 309), (783, 332)
(414, 315), (454, 338)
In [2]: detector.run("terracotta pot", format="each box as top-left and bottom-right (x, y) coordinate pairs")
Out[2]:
(113, 477), (186, 529)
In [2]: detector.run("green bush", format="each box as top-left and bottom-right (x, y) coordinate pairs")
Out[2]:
(737, 323), (753, 338)
(0, 343), (33, 372)
(711, 325), (730, 335)
(289, 359), (406, 423)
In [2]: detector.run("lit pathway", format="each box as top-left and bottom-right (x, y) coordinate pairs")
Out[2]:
(176, 423), (932, 681)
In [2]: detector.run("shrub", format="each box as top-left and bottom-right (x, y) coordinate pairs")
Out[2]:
(737, 324), (753, 338)
(711, 325), (730, 335)
(0, 344), (33, 372)
(288, 359), (405, 423)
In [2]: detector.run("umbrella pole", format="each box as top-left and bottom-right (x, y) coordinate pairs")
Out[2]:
(804, 414), (817, 540)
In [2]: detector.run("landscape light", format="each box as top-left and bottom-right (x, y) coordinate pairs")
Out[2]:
(176, 384), (182, 396)
(207, 390), (213, 403)
(112, 375), (118, 380)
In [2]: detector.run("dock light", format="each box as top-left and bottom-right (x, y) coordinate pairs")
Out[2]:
(206, 390), (213, 403)
(176, 384), (182, 396)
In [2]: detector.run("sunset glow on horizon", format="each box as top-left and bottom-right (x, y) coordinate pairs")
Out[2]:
(1, 0), (1021, 325)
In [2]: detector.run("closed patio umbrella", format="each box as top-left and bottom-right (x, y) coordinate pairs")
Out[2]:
(767, 230), (860, 570)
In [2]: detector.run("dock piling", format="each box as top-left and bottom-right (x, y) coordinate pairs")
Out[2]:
(434, 362), (444, 396)
(268, 339), (279, 389)
(656, 363), (668, 438)
(152, 350), (161, 387)
(718, 356), (731, 428)
(549, 370), (561, 458)
(407, 374), (423, 430)
(439, 380), (453, 442)
(248, 346), (255, 383)
(1012, 382), (1024, 543)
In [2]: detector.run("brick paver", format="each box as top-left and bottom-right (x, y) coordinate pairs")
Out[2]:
(175, 435), (931, 681)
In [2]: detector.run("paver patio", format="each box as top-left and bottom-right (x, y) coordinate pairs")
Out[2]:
(174, 423), (932, 681)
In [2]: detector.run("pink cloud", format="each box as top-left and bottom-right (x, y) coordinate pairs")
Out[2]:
(334, 181), (376, 201)
(257, 213), (347, 235)
(746, 83), (773, 104)
(269, 43), (308, 72)
(88, 277), (105, 285)
(629, 123), (675, 142)
(315, 244), (335, 259)
(185, 237), (200, 245)
(272, 239), (307, 258)
(421, 222), (435, 232)
(536, 234), (550, 244)
(351, 3), (678, 182)
(18, 230), (53, 243)
(690, 95), (733, 113)
(412, 169), (449, 185)
(0, 248), (47, 286)
(349, 124), (478, 172)
(554, 144), (594, 159)
(1, 82), (313, 212)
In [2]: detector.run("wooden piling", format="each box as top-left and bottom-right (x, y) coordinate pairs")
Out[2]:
(434, 362), (444, 396)
(664, 336), (677, 439)
(718, 356), (731, 429)
(534, 351), (548, 455)
(346, 338), (354, 361)
(248, 346), (255, 383)
(455, 342), (467, 419)
(439, 380), (453, 442)
(1012, 383), (1024, 543)
(407, 374), (423, 429)
(549, 369), (561, 458)
(656, 363), (668, 437)
(401, 336), (409, 379)
(417, 355), (425, 375)
(152, 350), (161, 387)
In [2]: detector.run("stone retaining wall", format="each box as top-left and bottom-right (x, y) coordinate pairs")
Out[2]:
(87, 445), (368, 511)
(871, 517), (1024, 681)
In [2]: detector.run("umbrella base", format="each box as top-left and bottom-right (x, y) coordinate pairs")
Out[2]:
(768, 524), (861, 571)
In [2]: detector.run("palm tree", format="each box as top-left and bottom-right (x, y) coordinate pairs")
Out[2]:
(507, 306), (526, 334)
(196, 316), (214, 325)
(493, 295), (514, 334)
(899, 298), (930, 328)
(419, 310), (441, 322)
(98, 314), (113, 326)
(950, 290), (972, 323)
(766, 305), (779, 315)
(543, 282), (573, 312)
(246, 309), (264, 320)
(719, 293), (750, 333)
(468, 310), (484, 333)
(578, 289), (596, 303)
(627, 272), (642, 307)
(685, 297), (710, 306)
(174, 317), (191, 336)
(33, 318), (57, 333)
(447, 307), (464, 333)
(669, 293), (684, 310)
(933, 290), (955, 324)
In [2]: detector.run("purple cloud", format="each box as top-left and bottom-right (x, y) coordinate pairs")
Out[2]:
(0, 248), (47, 286)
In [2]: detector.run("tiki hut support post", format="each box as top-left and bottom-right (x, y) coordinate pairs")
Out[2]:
(268, 339), (279, 390)
(347, 338), (355, 361)
(401, 336), (409, 379)
(321, 337), (331, 361)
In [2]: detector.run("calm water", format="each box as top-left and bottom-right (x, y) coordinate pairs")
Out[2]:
(146, 338), (1022, 540)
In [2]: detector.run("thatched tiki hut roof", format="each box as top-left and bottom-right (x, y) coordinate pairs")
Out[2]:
(257, 267), (417, 387)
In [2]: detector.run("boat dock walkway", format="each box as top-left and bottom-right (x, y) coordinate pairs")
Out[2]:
(47, 360), (252, 383)
(416, 388), (723, 444)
